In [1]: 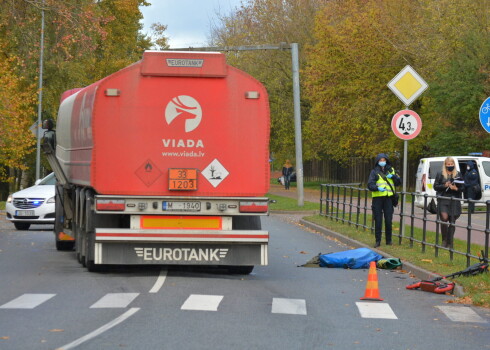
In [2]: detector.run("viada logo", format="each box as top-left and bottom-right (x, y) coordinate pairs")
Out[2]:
(165, 95), (202, 132)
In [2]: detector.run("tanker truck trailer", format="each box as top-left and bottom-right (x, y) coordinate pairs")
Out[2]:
(43, 51), (270, 273)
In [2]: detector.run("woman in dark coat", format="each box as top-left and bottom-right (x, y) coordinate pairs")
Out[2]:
(433, 157), (463, 248)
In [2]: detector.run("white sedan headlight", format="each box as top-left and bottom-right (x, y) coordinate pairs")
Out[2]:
(47, 196), (55, 204)
(7, 195), (12, 203)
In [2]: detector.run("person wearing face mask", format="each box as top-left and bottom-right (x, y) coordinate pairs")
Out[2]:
(433, 157), (464, 248)
(367, 153), (401, 248)
(463, 160), (479, 214)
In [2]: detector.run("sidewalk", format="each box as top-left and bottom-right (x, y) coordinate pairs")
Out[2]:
(268, 183), (320, 204)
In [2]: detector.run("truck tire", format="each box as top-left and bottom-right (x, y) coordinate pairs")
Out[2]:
(83, 190), (101, 272)
(14, 222), (31, 230)
(228, 216), (261, 275)
(54, 185), (75, 251)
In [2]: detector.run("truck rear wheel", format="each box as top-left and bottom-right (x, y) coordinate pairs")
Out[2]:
(14, 222), (31, 230)
(83, 190), (101, 272)
(54, 185), (75, 251)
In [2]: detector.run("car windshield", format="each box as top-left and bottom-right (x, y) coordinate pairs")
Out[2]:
(39, 173), (56, 186)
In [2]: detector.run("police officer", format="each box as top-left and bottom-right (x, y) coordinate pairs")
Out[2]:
(464, 160), (479, 213)
(367, 153), (401, 248)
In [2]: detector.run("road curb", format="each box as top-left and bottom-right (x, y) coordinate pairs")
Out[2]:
(299, 218), (465, 297)
(270, 210), (317, 215)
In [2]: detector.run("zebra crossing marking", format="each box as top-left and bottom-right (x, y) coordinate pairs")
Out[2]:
(271, 298), (307, 315)
(181, 294), (223, 311)
(356, 302), (398, 319)
(436, 306), (487, 323)
(0, 293), (56, 309)
(90, 293), (140, 308)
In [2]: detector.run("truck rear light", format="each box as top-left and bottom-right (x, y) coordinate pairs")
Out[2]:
(239, 201), (268, 213)
(422, 174), (426, 192)
(96, 199), (125, 211)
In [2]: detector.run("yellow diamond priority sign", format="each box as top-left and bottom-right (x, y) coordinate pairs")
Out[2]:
(387, 65), (428, 106)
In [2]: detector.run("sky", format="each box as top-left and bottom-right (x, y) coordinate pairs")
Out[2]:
(139, 0), (243, 48)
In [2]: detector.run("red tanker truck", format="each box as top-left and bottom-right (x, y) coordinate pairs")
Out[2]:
(43, 51), (270, 273)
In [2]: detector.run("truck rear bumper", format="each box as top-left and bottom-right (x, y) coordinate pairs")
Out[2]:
(95, 228), (268, 242)
(93, 242), (268, 266)
(94, 228), (268, 265)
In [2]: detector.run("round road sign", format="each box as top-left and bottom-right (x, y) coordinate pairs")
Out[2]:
(479, 96), (490, 133)
(391, 110), (422, 140)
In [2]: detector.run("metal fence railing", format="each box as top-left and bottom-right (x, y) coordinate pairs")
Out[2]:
(320, 183), (489, 267)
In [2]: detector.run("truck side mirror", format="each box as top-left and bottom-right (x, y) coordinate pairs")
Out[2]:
(42, 119), (54, 131)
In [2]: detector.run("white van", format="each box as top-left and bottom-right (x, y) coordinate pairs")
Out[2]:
(415, 156), (490, 208)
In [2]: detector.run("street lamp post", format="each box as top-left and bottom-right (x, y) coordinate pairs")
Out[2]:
(36, 1), (45, 180)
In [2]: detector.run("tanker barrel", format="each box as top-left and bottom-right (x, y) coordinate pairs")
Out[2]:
(41, 122), (69, 186)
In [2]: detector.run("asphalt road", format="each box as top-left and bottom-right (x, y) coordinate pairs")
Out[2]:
(0, 215), (489, 350)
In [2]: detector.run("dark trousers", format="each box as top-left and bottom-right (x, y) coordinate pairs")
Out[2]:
(465, 186), (476, 213)
(284, 175), (291, 189)
(372, 196), (394, 244)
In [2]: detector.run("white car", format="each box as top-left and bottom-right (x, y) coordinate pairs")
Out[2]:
(6, 172), (56, 230)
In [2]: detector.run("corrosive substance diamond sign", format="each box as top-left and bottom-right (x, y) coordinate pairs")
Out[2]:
(387, 65), (428, 106)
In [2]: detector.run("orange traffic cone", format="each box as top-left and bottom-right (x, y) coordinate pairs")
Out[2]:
(360, 261), (383, 301)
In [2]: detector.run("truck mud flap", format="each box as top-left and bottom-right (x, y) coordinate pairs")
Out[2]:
(94, 242), (268, 266)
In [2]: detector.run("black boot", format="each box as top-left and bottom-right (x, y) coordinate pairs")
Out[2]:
(441, 231), (447, 248)
(374, 241), (381, 248)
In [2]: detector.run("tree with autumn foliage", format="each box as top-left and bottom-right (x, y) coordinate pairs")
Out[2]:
(0, 0), (167, 195)
(303, 0), (490, 162)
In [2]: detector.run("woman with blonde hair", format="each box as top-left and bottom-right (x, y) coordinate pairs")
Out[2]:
(433, 157), (464, 248)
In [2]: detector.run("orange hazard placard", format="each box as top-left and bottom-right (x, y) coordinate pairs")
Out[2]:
(168, 168), (198, 191)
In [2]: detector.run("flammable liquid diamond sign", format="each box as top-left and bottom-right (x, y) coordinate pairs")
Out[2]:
(388, 65), (428, 106)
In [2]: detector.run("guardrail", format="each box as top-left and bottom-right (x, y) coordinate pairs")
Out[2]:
(320, 183), (489, 267)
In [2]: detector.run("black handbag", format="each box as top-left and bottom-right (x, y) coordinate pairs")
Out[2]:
(427, 198), (437, 214)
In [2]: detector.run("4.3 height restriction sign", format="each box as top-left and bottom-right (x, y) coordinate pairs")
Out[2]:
(391, 110), (422, 140)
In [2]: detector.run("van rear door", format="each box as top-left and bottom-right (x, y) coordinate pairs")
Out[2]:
(480, 159), (490, 202)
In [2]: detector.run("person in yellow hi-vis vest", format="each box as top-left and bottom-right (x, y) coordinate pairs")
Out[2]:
(367, 153), (401, 248)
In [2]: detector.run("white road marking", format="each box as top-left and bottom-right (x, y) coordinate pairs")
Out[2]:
(149, 269), (167, 293)
(56, 307), (140, 350)
(181, 294), (223, 311)
(436, 306), (487, 323)
(356, 302), (398, 319)
(0, 293), (56, 309)
(271, 298), (307, 315)
(90, 293), (139, 308)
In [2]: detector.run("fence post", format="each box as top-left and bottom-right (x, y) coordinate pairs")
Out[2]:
(320, 184), (324, 216)
(466, 204), (473, 267)
(409, 193), (416, 248)
(422, 194), (427, 253)
(485, 201), (490, 260)
(356, 187), (361, 228)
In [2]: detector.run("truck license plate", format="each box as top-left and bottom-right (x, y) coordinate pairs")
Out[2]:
(16, 210), (35, 216)
(162, 201), (201, 212)
(168, 168), (198, 191)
